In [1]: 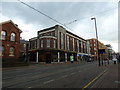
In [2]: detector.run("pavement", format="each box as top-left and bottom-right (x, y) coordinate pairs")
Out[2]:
(89, 61), (119, 88)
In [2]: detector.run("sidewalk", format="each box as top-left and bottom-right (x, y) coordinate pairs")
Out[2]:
(91, 63), (119, 88)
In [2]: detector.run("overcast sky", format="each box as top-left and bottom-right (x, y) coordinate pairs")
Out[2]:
(0, 0), (119, 52)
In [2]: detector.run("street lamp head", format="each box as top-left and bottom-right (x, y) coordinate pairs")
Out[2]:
(91, 17), (96, 20)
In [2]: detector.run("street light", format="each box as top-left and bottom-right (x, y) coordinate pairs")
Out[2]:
(91, 17), (101, 66)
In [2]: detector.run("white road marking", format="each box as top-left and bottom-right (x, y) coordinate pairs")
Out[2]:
(43, 79), (54, 84)
(28, 87), (31, 88)
(61, 75), (68, 78)
(70, 73), (75, 75)
(78, 71), (81, 72)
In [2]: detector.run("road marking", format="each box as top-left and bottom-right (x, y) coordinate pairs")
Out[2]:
(43, 79), (54, 84)
(82, 69), (107, 90)
(115, 81), (120, 84)
(61, 75), (68, 78)
(28, 87), (31, 88)
(70, 73), (75, 75)
(78, 71), (81, 72)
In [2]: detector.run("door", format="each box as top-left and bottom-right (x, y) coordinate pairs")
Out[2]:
(46, 54), (51, 63)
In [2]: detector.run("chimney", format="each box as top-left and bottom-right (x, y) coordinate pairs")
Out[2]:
(15, 24), (18, 27)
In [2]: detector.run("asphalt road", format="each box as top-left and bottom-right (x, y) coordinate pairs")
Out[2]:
(2, 61), (108, 89)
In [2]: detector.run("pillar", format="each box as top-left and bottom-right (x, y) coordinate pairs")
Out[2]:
(65, 53), (67, 62)
(36, 51), (39, 63)
(58, 52), (60, 62)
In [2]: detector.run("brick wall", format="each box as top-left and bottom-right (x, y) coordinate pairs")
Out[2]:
(1, 21), (21, 60)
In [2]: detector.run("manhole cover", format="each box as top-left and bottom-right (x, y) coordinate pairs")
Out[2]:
(115, 81), (120, 84)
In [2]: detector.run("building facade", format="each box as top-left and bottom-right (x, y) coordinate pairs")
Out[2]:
(28, 25), (91, 63)
(88, 38), (108, 60)
(105, 44), (113, 60)
(0, 20), (22, 62)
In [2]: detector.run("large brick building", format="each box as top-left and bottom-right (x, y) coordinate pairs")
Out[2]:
(0, 20), (22, 62)
(28, 25), (91, 63)
(87, 38), (108, 60)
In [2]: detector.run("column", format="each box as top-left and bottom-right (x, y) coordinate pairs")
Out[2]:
(65, 53), (67, 62)
(58, 52), (60, 62)
(36, 51), (39, 63)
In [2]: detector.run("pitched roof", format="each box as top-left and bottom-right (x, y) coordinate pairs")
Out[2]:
(0, 20), (22, 33)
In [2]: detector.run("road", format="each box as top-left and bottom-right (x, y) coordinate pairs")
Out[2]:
(2, 61), (108, 89)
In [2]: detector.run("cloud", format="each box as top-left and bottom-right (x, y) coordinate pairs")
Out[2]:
(1, 2), (118, 52)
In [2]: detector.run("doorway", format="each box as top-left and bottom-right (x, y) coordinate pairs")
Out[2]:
(46, 54), (51, 63)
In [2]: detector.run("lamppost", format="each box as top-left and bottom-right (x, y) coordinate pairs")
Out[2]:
(91, 17), (101, 66)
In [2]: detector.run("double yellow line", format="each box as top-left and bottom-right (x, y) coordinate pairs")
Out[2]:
(82, 69), (107, 89)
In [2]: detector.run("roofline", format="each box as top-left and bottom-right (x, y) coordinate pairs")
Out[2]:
(38, 25), (57, 33)
(65, 30), (86, 41)
(1, 20), (22, 33)
(38, 24), (86, 41)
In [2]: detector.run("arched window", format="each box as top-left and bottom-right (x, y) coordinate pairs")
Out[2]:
(9, 47), (15, 56)
(0, 31), (6, 40)
(10, 33), (15, 41)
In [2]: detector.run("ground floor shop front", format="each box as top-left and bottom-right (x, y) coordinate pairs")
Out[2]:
(28, 49), (80, 63)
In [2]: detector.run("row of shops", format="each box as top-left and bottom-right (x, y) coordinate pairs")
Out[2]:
(28, 49), (92, 63)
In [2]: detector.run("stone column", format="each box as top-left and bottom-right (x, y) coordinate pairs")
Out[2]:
(36, 51), (39, 63)
(65, 53), (67, 62)
(58, 52), (60, 62)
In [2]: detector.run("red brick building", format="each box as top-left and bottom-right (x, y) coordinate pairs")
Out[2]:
(0, 20), (22, 62)
(28, 25), (91, 63)
(87, 38), (108, 60)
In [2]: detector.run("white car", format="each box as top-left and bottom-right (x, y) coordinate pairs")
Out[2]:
(112, 58), (117, 61)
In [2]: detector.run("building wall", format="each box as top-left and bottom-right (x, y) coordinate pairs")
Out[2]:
(29, 25), (91, 62)
(1, 20), (22, 60)
(88, 38), (108, 60)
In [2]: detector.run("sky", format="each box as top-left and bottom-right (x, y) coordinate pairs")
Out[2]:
(0, 0), (119, 52)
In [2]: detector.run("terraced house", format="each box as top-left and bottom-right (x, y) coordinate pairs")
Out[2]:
(28, 25), (91, 63)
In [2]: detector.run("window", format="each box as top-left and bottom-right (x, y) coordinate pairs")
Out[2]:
(61, 33), (64, 49)
(34, 41), (36, 49)
(67, 36), (69, 50)
(53, 40), (56, 48)
(1, 31), (6, 40)
(94, 44), (96, 46)
(77, 40), (79, 52)
(47, 39), (50, 48)
(91, 44), (92, 46)
(10, 32), (15, 41)
(94, 48), (96, 50)
(41, 40), (43, 48)
(51, 32), (53, 36)
(9, 47), (15, 56)
(94, 52), (96, 54)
